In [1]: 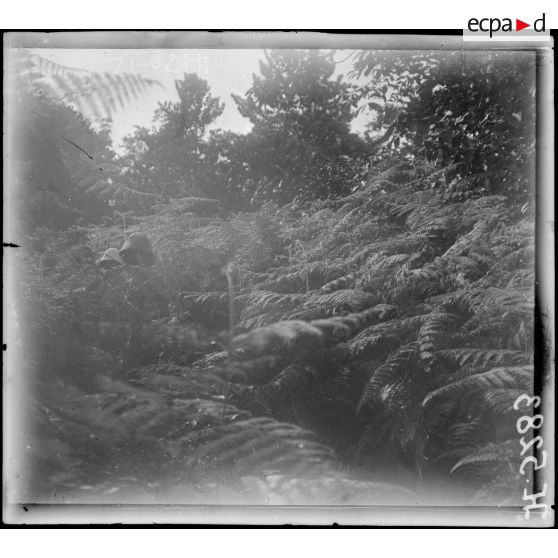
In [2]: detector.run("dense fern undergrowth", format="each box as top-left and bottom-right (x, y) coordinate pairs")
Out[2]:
(12, 159), (535, 506)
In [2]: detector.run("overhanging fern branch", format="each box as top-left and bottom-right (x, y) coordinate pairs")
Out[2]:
(19, 50), (164, 123)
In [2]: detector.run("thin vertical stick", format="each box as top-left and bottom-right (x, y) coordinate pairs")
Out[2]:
(222, 262), (237, 423)
(305, 256), (309, 294)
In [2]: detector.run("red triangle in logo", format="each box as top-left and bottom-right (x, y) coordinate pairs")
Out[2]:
(516, 19), (530, 31)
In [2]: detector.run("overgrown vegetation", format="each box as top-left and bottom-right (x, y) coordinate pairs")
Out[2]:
(7, 47), (538, 505)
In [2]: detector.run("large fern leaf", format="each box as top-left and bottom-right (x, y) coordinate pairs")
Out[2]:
(435, 348), (530, 369)
(22, 51), (163, 123)
(181, 417), (335, 479)
(422, 365), (533, 408)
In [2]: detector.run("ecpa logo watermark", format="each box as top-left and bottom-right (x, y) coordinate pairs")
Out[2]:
(465, 12), (548, 39)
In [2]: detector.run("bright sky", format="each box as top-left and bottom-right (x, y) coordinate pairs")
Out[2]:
(33, 49), (371, 153)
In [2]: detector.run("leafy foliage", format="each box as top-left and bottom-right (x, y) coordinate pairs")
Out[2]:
(120, 73), (225, 199)
(9, 47), (538, 507)
(230, 50), (369, 203)
(352, 50), (536, 202)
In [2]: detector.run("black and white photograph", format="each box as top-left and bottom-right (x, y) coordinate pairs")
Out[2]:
(3, 31), (554, 526)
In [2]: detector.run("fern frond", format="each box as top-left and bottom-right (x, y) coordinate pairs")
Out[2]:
(483, 388), (525, 414)
(357, 343), (421, 413)
(435, 348), (530, 369)
(182, 291), (229, 307)
(24, 51), (163, 123)
(76, 390), (165, 439)
(350, 333), (401, 361)
(445, 417), (485, 449)
(350, 312), (444, 360)
(423, 365), (533, 408)
(311, 303), (397, 341)
(181, 417), (334, 479)
(418, 312), (461, 364)
(429, 287), (534, 313)
(450, 440), (518, 474)
(308, 289), (377, 313)
(240, 291), (305, 314)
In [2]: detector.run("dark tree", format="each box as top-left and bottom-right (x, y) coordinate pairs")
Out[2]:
(231, 49), (369, 204)
(353, 50), (536, 201)
(121, 73), (224, 198)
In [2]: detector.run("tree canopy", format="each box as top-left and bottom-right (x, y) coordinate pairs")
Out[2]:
(230, 50), (370, 203)
(120, 73), (225, 199)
